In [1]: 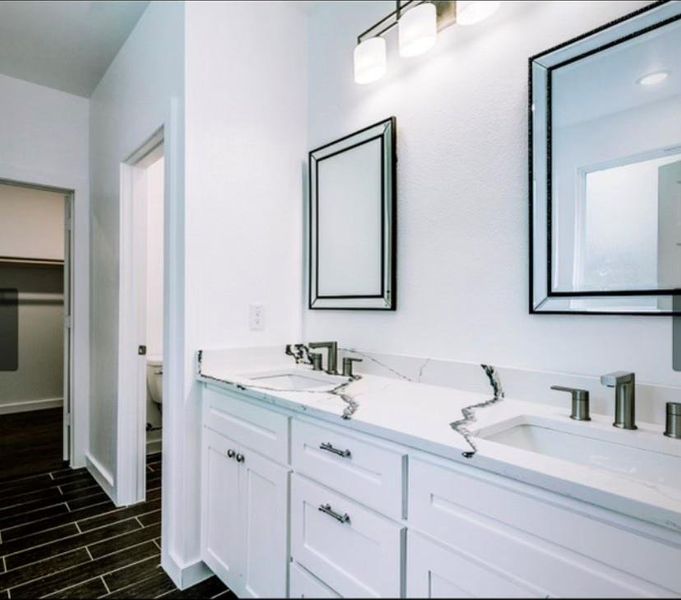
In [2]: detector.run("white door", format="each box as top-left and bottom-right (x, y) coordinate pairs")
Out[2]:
(239, 448), (289, 598)
(201, 429), (242, 589)
(132, 166), (148, 496)
(62, 194), (72, 462)
(407, 531), (536, 598)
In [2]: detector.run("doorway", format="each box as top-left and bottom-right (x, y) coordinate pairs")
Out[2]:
(117, 130), (166, 505)
(0, 180), (74, 480)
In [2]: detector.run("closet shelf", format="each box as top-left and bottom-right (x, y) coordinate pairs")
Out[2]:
(0, 256), (64, 267)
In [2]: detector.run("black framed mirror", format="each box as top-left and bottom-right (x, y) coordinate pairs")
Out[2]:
(308, 117), (396, 310)
(530, 1), (681, 315)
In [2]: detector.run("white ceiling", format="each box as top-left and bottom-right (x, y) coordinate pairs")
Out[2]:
(0, 1), (149, 98)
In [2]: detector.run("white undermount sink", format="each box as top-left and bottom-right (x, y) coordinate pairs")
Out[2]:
(238, 369), (343, 392)
(477, 416), (681, 493)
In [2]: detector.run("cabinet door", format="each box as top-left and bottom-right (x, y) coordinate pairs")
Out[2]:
(239, 448), (289, 598)
(290, 562), (341, 598)
(201, 429), (242, 589)
(407, 531), (539, 598)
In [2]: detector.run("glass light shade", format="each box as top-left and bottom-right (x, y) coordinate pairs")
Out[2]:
(456, 1), (500, 26)
(354, 37), (387, 84)
(399, 2), (437, 58)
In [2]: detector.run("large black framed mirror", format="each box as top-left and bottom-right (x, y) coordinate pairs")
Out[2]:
(308, 117), (396, 310)
(530, 1), (681, 315)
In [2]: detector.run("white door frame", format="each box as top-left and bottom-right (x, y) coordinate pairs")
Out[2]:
(0, 175), (85, 468)
(63, 191), (74, 461)
(117, 128), (164, 506)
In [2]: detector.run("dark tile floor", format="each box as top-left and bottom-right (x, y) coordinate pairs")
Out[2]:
(0, 409), (65, 481)
(0, 454), (234, 599)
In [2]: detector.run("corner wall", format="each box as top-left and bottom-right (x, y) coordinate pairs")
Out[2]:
(89, 1), (185, 497)
(302, 1), (681, 388)
(180, 0), (308, 583)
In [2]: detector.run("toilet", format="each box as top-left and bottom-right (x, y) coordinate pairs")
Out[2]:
(146, 355), (163, 408)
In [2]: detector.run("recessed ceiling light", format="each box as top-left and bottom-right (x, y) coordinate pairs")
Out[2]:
(637, 71), (669, 86)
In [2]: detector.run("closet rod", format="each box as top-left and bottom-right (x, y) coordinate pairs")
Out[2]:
(0, 256), (64, 267)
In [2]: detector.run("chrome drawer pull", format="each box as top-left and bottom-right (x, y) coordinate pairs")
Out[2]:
(320, 442), (351, 458)
(318, 503), (350, 524)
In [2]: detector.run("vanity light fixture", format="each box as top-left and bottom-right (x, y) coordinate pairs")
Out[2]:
(354, 37), (387, 84)
(399, 2), (438, 57)
(353, 1), (499, 85)
(637, 70), (669, 86)
(455, 1), (501, 26)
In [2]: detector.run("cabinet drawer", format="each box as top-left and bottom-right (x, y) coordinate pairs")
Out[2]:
(290, 562), (340, 598)
(409, 457), (680, 597)
(291, 419), (405, 519)
(203, 386), (289, 464)
(291, 474), (404, 598)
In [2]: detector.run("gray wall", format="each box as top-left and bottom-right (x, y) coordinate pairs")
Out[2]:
(0, 265), (64, 411)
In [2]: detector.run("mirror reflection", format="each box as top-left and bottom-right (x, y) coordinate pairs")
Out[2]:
(531, 2), (681, 313)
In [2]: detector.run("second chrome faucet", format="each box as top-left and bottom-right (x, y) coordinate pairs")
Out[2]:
(552, 370), (637, 430)
(600, 371), (636, 430)
(309, 341), (339, 374)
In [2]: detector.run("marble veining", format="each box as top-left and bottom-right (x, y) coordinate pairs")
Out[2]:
(340, 347), (417, 382)
(284, 343), (314, 365)
(450, 364), (506, 458)
(342, 348), (506, 456)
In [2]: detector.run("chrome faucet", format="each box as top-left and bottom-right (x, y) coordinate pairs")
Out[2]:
(600, 371), (637, 430)
(550, 385), (591, 421)
(308, 341), (339, 374)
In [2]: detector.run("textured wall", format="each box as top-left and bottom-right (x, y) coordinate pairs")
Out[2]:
(302, 1), (681, 388)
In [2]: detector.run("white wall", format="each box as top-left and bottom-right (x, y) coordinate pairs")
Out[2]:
(182, 0), (307, 581)
(89, 0), (184, 501)
(303, 1), (681, 388)
(0, 73), (89, 464)
(186, 0), (307, 352)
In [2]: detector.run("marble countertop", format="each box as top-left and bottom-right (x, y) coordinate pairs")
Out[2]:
(197, 346), (681, 533)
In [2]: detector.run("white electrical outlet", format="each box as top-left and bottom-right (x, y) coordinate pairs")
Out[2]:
(249, 304), (265, 331)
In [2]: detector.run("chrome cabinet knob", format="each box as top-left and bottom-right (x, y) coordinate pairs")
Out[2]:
(227, 449), (235, 458)
(235, 453), (245, 463)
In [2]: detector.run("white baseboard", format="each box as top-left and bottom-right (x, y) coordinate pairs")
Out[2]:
(0, 397), (63, 415)
(162, 550), (212, 590)
(85, 452), (117, 505)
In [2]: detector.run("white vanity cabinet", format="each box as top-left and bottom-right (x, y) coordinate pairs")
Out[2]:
(200, 383), (681, 599)
(201, 387), (290, 598)
(407, 456), (681, 598)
